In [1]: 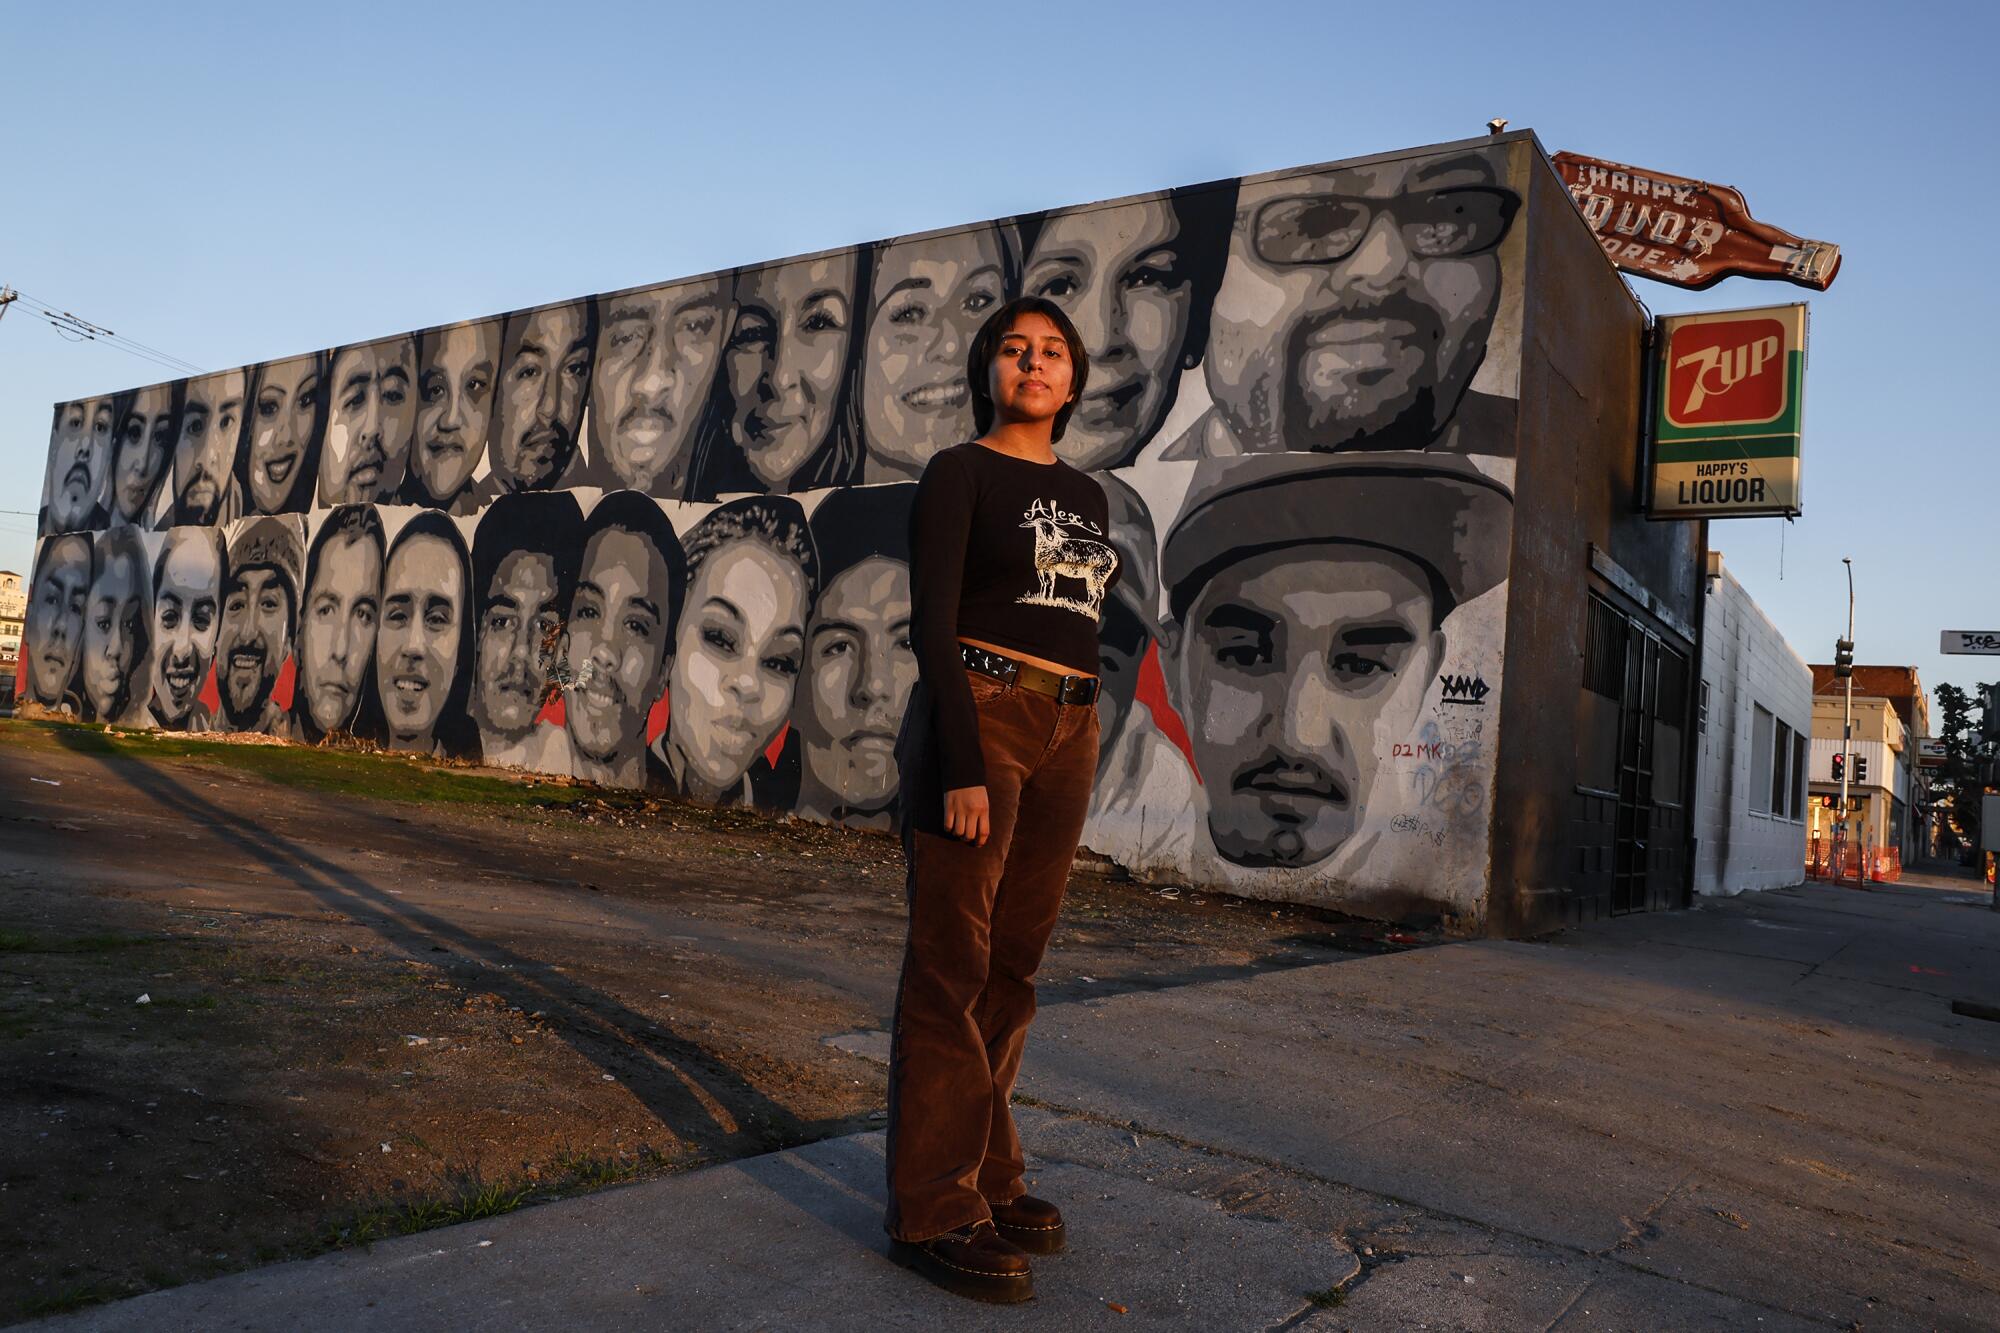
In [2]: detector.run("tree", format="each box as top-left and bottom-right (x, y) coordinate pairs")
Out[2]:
(1932, 682), (1995, 855)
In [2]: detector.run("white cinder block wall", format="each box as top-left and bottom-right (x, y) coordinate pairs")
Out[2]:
(1693, 567), (1812, 895)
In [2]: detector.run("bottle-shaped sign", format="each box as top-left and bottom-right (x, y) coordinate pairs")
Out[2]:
(1551, 152), (1839, 291)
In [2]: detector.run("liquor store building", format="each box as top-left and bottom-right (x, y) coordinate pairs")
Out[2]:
(21, 131), (1709, 937)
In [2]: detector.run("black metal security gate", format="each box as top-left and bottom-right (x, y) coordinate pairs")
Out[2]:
(1571, 592), (1691, 918)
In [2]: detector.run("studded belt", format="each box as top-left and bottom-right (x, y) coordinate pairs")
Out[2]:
(959, 642), (1100, 706)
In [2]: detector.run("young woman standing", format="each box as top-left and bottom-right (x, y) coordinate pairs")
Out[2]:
(886, 295), (1120, 1304)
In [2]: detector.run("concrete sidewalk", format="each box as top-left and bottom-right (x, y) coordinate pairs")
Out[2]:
(32, 873), (2000, 1331)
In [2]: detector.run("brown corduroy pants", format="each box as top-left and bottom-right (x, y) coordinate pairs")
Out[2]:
(884, 671), (1099, 1242)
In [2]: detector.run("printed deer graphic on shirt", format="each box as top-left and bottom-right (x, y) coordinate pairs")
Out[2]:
(1017, 498), (1118, 621)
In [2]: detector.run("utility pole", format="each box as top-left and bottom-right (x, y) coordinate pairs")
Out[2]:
(0, 286), (18, 326)
(1836, 559), (1856, 884)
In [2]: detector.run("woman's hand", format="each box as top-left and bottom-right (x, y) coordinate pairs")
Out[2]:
(944, 785), (991, 846)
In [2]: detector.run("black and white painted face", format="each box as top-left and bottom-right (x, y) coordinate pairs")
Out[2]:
(414, 324), (499, 505)
(723, 262), (852, 491)
(246, 359), (320, 514)
(1026, 200), (1196, 470)
(175, 370), (247, 525)
(113, 386), (177, 525)
(597, 282), (726, 492)
(1207, 153), (1512, 453)
(26, 535), (92, 706)
(473, 548), (563, 743)
(46, 398), (115, 532)
(669, 540), (807, 792)
(566, 528), (670, 767)
(798, 557), (914, 811)
(218, 564), (292, 726)
(376, 533), (464, 750)
(298, 530), (382, 735)
(861, 228), (1006, 479)
(82, 539), (148, 722)
(150, 529), (223, 729)
(491, 304), (592, 492)
(320, 340), (416, 506)
(1175, 544), (1441, 868)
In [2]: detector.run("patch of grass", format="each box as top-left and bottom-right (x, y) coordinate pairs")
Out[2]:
(1306, 1284), (1348, 1308)
(552, 1145), (669, 1190)
(5, 718), (592, 811)
(322, 1172), (534, 1250)
(0, 930), (155, 954)
(18, 1282), (131, 1318)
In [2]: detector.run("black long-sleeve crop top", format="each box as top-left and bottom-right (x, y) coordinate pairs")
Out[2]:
(908, 442), (1122, 791)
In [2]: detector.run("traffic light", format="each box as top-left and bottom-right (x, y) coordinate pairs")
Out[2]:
(1831, 752), (1844, 781)
(1854, 754), (1867, 783)
(1833, 638), (1854, 678)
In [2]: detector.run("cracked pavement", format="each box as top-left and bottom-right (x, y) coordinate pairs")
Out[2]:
(29, 870), (2000, 1331)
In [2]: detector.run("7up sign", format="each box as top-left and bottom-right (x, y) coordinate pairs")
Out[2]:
(1648, 303), (1806, 518)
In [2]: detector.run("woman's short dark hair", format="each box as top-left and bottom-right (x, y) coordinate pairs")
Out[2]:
(966, 296), (1091, 443)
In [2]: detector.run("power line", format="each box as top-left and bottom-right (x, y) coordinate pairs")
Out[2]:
(0, 285), (205, 378)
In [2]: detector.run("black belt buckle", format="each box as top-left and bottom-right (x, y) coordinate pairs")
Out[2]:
(1057, 674), (1099, 707)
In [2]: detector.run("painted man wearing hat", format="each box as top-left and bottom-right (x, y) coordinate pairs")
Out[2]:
(1159, 452), (1511, 876)
(1079, 471), (1199, 877)
(216, 514), (304, 736)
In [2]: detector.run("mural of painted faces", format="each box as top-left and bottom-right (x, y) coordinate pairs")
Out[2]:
(412, 323), (500, 507)
(319, 339), (416, 506)
(174, 370), (247, 527)
(218, 519), (302, 733)
(1204, 151), (1515, 454)
(723, 259), (854, 492)
(25, 534), (93, 708)
(44, 398), (115, 533)
(470, 493), (582, 766)
(665, 499), (815, 801)
(81, 529), (151, 724)
(595, 281), (726, 495)
(566, 500), (680, 787)
(1025, 199), (1213, 470)
(148, 528), (224, 731)
(112, 385), (178, 526)
(490, 302), (594, 493)
(296, 507), (384, 738)
(860, 227), (1010, 481)
(376, 517), (469, 754)
(796, 555), (914, 823)
(245, 357), (323, 515)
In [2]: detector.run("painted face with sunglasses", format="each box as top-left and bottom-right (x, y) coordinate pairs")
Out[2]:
(1203, 151), (1516, 455)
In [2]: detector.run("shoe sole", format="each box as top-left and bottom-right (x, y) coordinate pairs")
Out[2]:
(889, 1241), (1035, 1304)
(993, 1219), (1066, 1255)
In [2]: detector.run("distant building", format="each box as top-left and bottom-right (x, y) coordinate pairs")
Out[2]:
(1692, 561), (1810, 895)
(0, 568), (22, 712)
(1806, 665), (1926, 878)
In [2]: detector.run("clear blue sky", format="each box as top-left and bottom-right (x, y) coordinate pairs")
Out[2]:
(3, 0), (1994, 712)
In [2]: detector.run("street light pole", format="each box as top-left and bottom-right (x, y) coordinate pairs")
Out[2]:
(1841, 558), (1855, 881)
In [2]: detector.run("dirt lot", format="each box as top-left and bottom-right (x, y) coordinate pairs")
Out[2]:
(0, 719), (1411, 1322)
